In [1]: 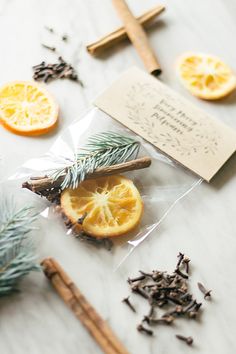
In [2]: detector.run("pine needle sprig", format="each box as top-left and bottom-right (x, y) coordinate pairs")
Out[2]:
(0, 199), (40, 296)
(49, 132), (140, 190)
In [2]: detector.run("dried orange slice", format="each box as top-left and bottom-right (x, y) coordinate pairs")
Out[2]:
(61, 175), (143, 238)
(176, 52), (236, 100)
(0, 81), (58, 135)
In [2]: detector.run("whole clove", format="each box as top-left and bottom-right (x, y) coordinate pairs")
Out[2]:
(127, 275), (146, 284)
(183, 300), (196, 313)
(137, 324), (153, 336)
(166, 295), (183, 305)
(176, 252), (185, 268)
(77, 212), (87, 225)
(44, 26), (54, 33)
(139, 270), (153, 278)
(62, 34), (68, 42)
(175, 267), (189, 279)
(176, 334), (193, 346)
(161, 305), (184, 319)
(197, 282), (212, 299)
(183, 256), (190, 273)
(41, 43), (56, 52)
(122, 296), (136, 313)
(176, 252), (191, 275)
(183, 300), (201, 315)
(180, 292), (192, 303)
(131, 284), (149, 299)
(147, 315), (175, 326)
(33, 57), (83, 86)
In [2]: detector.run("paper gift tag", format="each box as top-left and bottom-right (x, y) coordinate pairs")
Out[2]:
(95, 67), (236, 181)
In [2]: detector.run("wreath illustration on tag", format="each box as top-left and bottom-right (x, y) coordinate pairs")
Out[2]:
(125, 82), (220, 156)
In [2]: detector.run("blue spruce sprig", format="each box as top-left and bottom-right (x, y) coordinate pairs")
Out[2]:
(0, 199), (40, 296)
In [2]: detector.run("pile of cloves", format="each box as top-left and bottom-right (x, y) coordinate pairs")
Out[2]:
(32, 56), (83, 86)
(123, 253), (212, 346)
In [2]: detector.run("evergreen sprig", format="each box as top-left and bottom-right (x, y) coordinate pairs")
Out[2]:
(50, 131), (140, 189)
(0, 199), (40, 296)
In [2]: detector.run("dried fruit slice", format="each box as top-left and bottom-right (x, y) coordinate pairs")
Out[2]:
(61, 175), (143, 238)
(176, 52), (236, 100)
(0, 81), (58, 135)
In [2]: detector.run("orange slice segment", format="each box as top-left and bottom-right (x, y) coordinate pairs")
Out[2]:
(61, 175), (143, 238)
(176, 52), (236, 100)
(0, 81), (58, 135)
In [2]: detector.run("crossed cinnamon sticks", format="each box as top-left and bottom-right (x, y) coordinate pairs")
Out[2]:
(87, 2), (165, 75)
(87, 4), (164, 55)
(42, 258), (130, 354)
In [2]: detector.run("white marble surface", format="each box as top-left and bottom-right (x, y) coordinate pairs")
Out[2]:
(0, 0), (236, 353)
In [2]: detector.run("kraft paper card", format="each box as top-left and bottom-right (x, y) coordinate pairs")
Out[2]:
(94, 67), (236, 181)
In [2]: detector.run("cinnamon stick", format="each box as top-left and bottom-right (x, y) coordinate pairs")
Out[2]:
(87, 5), (165, 56)
(41, 258), (130, 354)
(112, 0), (161, 76)
(22, 156), (151, 194)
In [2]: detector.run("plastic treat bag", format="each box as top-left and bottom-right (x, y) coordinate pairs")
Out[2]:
(8, 108), (202, 267)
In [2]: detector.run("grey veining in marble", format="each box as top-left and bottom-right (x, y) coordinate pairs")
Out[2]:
(0, 0), (236, 354)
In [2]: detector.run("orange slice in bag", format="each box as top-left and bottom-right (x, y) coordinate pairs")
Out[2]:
(61, 175), (143, 238)
(176, 52), (236, 100)
(0, 81), (58, 135)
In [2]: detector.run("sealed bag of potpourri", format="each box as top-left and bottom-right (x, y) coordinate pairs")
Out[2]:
(8, 68), (236, 266)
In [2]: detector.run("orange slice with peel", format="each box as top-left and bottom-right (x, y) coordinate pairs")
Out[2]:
(176, 52), (236, 100)
(61, 175), (143, 238)
(0, 81), (58, 135)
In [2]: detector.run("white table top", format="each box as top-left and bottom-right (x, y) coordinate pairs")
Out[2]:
(0, 0), (236, 353)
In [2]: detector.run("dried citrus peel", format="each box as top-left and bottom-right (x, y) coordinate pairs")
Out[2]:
(176, 52), (236, 100)
(0, 81), (58, 135)
(61, 175), (143, 238)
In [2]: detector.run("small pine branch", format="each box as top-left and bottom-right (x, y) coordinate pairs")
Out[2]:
(49, 131), (140, 189)
(0, 199), (40, 296)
